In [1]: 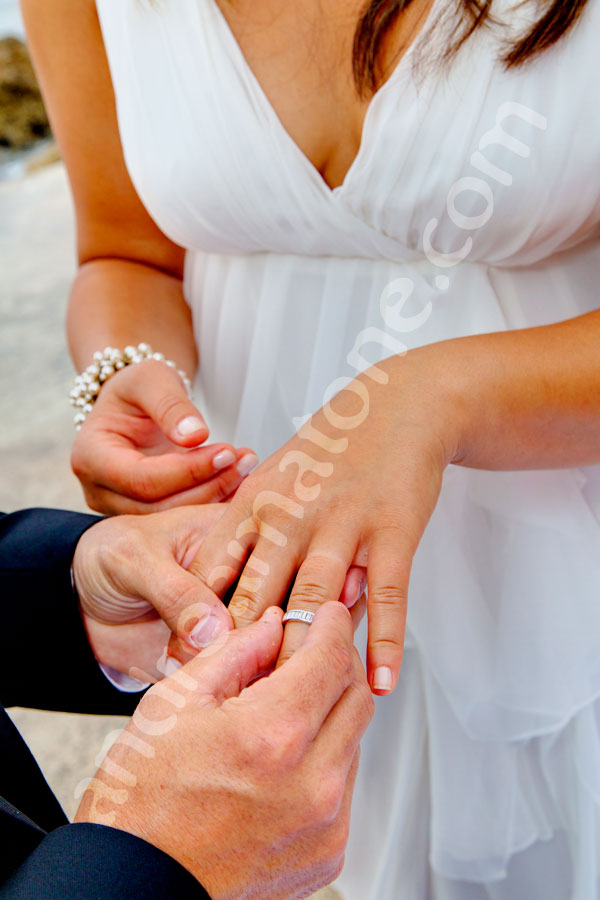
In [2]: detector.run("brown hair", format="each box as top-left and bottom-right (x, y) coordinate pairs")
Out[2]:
(353, 0), (590, 95)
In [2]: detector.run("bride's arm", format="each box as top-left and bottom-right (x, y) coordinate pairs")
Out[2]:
(187, 307), (600, 693)
(22, 0), (194, 372)
(416, 308), (600, 471)
(22, 0), (253, 514)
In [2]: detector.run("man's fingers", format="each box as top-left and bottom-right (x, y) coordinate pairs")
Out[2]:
(349, 591), (367, 632)
(137, 559), (234, 651)
(247, 602), (355, 740)
(315, 650), (374, 767)
(366, 527), (413, 695)
(172, 607), (284, 703)
(119, 359), (209, 447)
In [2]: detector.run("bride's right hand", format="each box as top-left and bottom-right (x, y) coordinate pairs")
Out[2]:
(71, 360), (258, 515)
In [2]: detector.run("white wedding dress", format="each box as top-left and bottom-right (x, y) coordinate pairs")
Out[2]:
(96, 1), (600, 896)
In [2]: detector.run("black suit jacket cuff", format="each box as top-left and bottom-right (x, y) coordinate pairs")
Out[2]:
(0, 822), (209, 899)
(0, 509), (144, 715)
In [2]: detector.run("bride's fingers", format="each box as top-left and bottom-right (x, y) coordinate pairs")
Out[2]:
(349, 590), (368, 631)
(339, 566), (367, 609)
(366, 527), (413, 695)
(189, 486), (306, 625)
(77, 436), (253, 502)
(83, 464), (253, 515)
(225, 538), (301, 628)
(276, 536), (357, 669)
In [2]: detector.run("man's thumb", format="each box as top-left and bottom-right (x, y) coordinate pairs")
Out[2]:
(176, 607), (284, 702)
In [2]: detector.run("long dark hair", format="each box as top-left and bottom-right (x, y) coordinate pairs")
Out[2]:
(353, 0), (590, 95)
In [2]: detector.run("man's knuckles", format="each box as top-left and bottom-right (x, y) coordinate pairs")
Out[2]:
(232, 718), (306, 773)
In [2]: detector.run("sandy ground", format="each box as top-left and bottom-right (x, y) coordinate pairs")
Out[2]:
(0, 162), (338, 899)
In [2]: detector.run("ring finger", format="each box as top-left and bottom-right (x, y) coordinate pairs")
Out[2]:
(276, 528), (359, 667)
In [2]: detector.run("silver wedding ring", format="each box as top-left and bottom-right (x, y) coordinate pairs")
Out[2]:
(282, 609), (315, 626)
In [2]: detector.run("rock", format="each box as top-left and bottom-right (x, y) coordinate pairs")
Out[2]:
(26, 140), (61, 173)
(0, 36), (51, 149)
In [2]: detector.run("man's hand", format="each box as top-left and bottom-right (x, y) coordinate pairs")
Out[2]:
(73, 506), (234, 681)
(75, 602), (374, 900)
(73, 506), (368, 681)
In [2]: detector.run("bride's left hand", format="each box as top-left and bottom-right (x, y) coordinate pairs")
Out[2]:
(189, 350), (463, 694)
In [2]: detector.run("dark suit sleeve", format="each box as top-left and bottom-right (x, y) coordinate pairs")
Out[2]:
(0, 509), (145, 715)
(0, 823), (210, 899)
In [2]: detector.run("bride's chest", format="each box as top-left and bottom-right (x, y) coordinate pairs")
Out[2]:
(99, 0), (600, 266)
(212, 0), (366, 190)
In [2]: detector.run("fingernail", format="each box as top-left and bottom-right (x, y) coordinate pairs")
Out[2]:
(213, 448), (236, 470)
(176, 415), (205, 437)
(359, 574), (367, 596)
(188, 614), (226, 650)
(348, 575), (367, 609)
(373, 666), (393, 692)
(164, 657), (182, 677)
(237, 452), (259, 477)
(262, 606), (283, 622)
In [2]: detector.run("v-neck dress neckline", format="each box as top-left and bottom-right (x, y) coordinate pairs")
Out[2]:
(206, 0), (443, 196)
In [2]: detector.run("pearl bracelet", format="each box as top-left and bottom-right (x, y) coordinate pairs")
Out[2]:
(69, 342), (192, 430)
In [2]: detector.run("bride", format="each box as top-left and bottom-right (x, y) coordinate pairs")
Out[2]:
(23, 0), (600, 897)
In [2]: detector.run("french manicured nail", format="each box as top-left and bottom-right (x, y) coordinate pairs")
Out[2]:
(188, 614), (226, 650)
(176, 415), (205, 437)
(164, 657), (182, 677)
(213, 448), (236, 470)
(237, 452), (259, 477)
(373, 666), (393, 692)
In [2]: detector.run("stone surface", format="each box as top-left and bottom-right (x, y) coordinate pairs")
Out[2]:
(0, 161), (340, 900)
(0, 37), (50, 149)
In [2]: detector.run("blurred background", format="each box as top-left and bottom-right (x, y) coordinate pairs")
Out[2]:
(1, 0), (130, 826)
(0, 6), (336, 894)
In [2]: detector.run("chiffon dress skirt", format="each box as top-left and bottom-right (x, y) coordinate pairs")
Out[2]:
(96, 0), (600, 895)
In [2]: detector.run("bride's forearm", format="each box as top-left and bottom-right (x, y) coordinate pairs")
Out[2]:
(67, 257), (198, 376)
(397, 309), (600, 471)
